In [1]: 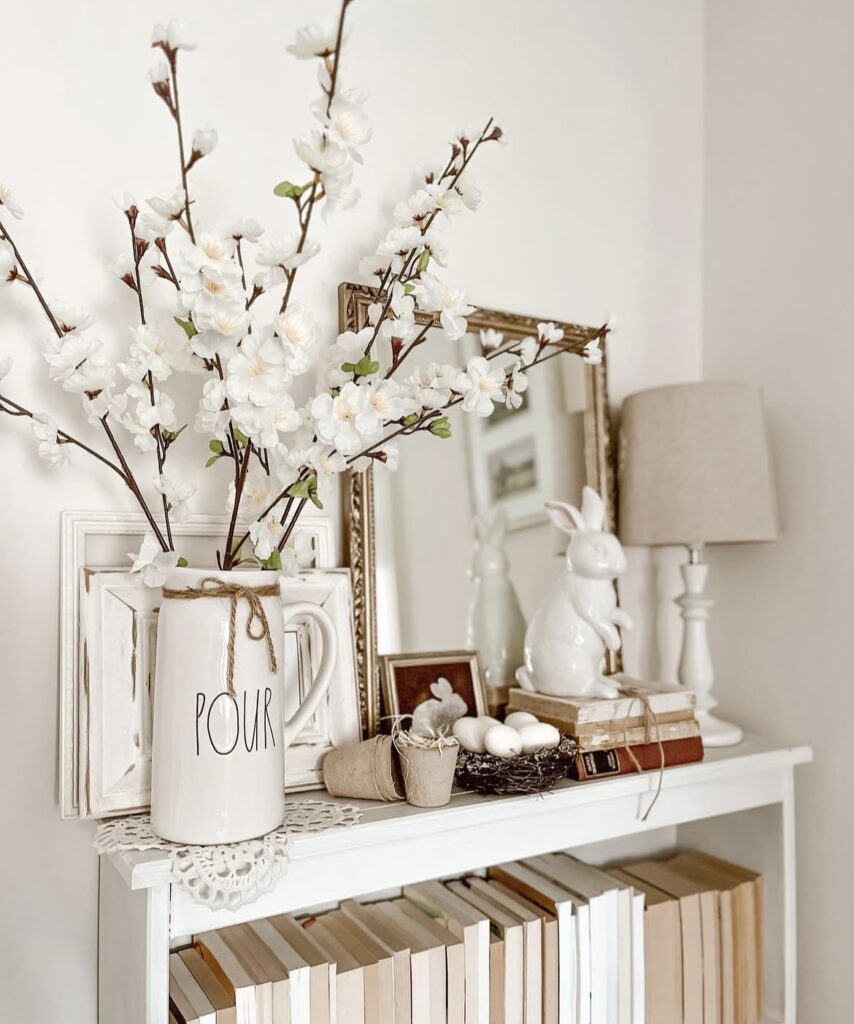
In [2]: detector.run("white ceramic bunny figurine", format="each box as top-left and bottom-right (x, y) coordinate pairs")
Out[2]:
(516, 486), (632, 699)
(466, 511), (526, 697)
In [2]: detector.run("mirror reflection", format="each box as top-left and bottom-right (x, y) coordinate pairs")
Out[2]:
(372, 309), (614, 711)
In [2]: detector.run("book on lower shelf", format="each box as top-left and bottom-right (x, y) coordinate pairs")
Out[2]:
(177, 849), (764, 1024)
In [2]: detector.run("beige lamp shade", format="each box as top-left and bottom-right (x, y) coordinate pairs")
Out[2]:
(618, 381), (778, 547)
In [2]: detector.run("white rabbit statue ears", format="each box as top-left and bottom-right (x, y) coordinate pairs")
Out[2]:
(545, 486), (606, 534)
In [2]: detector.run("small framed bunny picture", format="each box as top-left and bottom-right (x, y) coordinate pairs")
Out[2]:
(380, 651), (487, 735)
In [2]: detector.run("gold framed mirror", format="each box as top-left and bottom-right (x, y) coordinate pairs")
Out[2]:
(338, 281), (618, 735)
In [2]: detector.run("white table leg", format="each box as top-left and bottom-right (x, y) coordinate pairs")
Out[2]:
(99, 855), (170, 1024)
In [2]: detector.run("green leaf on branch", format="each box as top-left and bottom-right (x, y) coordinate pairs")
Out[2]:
(262, 549), (283, 570)
(176, 557), (189, 567)
(233, 428), (249, 446)
(429, 416), (452, 439)
(416, 249), (431, 273)
(273, 180), (312, 198)
(353, 357), (380, 377)
(205, 455), (221, 468)
(209, 439), (224, 454)
(174, 315), (197, 340)
(163, 424), (188, 444)
(404, 283), (415, 294)
(287, 474), (324, 510)
(340, 361), (357, 373)
(403, 414), (420, 427)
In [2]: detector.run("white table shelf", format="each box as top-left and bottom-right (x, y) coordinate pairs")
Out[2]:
(99, 735), (812, 1023)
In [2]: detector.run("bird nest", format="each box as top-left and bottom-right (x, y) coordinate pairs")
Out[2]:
(455, 735), (579, 796)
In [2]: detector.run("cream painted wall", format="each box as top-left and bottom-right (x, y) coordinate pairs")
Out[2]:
(703, 1), (854, 1019)
(0, 1), (702, 1019)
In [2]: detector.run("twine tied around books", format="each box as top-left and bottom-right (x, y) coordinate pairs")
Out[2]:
(161, 577), (279, 697)
(616, 683), (666, 821)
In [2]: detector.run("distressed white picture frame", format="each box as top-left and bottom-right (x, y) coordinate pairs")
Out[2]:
(60, 510), (337, 819)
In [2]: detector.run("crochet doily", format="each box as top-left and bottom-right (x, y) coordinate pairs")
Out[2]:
(94, 800), (362, 910)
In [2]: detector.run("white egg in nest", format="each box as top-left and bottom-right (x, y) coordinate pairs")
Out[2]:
(484, 723), (523, 758)
(452, 715), (500, 753)
(504, 710), (539, 731)
(517, 721), (561, 753)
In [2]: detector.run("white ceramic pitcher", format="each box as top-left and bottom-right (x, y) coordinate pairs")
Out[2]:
(150, 567), (337, 845)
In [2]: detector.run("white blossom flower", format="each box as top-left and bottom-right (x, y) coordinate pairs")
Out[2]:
(226, 334), (288, 406)
(456, 356), (505, 417)
(149, 61), (170, 85)
(538, 321), (565, 345)
(394, 189), (433, 226)
(249, 513), (285, 561)
(413, 273), (475, 341)
(325, 326), (373, 385)
(31, 413), (68, 466)
(293, 131), (350, 177)
(128, 531), (180, 588)
(274, 304), (318, 376)
(355, 380), (417, 436)
(228, 467), (272, 518)
(109, 254), (135, 284)
(194, 378), (230, 440)
(405, 362), (460, 410)
(520, 336), (539, 365)
(505, 360), (528, 409)
(423, 183), (462, 217)
(192, 127), (218, 157)
(231, 393), (302, 449)
(376, 225), (422, 268)
(583, 337), (603, 365)
(223, 218), (264, 243)
(287, 22), (344, 60)
(256, 234), (320, 271)
(0, 356), (11, 380)
(307, 444), (347, 478)
(320, 167), (360, 220)
(480, 328), (503, 352)
(120, 324), (188, 381)
(455, 174), (482, 211)
(43, 333), (103, 383)
(320, 96), (373, 152)
(179, 261), (242, 312)
(311, 382), (369, 455)
(151, 19), (196, 52)
(53, 303), (95, 334)
(281, 532), (314, 577)
(62, 357), (114, 397)
(125, 382), (177, 433)
(153, 473), (196, 521)
(0, 184), (24, 220)
(358, 251), (391, 279)
(147, 187), (186, 221)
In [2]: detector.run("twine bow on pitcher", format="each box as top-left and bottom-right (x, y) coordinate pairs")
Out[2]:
(161, 577), (280, 697)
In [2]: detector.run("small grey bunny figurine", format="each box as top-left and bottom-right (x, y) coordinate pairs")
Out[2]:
(516, 487), (632, 699)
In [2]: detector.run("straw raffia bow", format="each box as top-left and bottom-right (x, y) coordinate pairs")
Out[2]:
(161, 577), (279, 697)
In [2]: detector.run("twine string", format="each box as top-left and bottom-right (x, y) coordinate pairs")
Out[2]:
(616, 683), (666, 821)
(161, 577), (280, 697)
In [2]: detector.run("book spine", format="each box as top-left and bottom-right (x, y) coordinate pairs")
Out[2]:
(568, 737), (704, 781)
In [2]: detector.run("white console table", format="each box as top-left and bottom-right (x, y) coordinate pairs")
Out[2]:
(98, 735), (811, 1024)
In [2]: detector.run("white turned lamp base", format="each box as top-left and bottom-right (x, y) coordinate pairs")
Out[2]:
(676, 546), (743, 748)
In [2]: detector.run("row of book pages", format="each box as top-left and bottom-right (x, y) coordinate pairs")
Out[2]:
(169, 849), (763, 1024)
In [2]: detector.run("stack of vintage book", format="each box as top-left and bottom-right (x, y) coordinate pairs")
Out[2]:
(169, 849), (763, 1024)
(506, 676), (704, 780)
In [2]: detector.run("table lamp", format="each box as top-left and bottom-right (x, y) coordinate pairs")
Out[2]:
(618, 381), (778, 746)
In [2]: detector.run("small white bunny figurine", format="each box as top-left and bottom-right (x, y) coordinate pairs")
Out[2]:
(516, 486), (632, 699)
(466, 511), (526, 695)
(411, 677), (468, 736)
